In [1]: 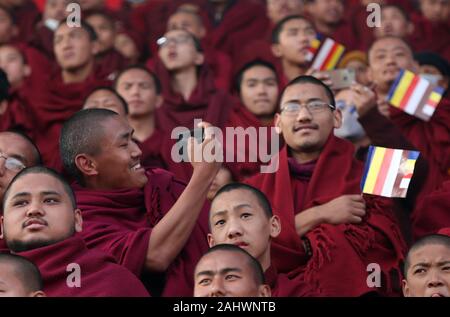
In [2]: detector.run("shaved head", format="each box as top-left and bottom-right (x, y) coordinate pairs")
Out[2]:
(60, 109), (119, 184)
(0, 253), (43, 294)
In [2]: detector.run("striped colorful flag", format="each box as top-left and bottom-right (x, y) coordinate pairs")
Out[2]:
(361, 146), (420, 198)
(305, 38), (321, 62)
(310, 38), (345, 71)
(386, 69), (445, 121)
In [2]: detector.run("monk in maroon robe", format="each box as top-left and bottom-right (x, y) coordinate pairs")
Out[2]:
(85, 10), (129, 78)
(0, 0), (40, 41)
(270, 15), (332, 89)
(225, 60), (280, 181)
(303, 0), (358, 51)
(114, 65), (168, 170)
(0, 253), (45, 297)
(0, 166), (149, 296)
(200, 0), (270, 63)
(153, 29), (234, 182)
(246, 76), (406, 296)
(402, 233), (450, 297)
(31, 21), (111, 170)
(207, 183), (314, 297)
(194, 244), (272, 297)
(60, 108), (221, 296)
(166, 7), (232, 91)
(26, 0), (72, 61)
(0, 131), (43, 254)
(367, 36), (450, 202)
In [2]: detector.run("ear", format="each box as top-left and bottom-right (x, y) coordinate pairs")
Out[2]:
(207, 233), (215, 248)
(402, 279), (410, 297)
(74, 209), (83, 233)
(274, 113), (282, 134)
(23, 64), (31, 77)
(155, 95), (163, 109)
(333, 108), (343, 129)
(91, 40), (101, 56)
(0, 215), (4, 240)
(271, 43), (283, 58)
(74, 153), (99, 178)
(0, 100), (8, 115)
(194, 52), (205, 66)
(258, 284), (272, 297)
(406, 22), (414, 35)
(269, 215), (281, 239)
(30, 290), (46, 297)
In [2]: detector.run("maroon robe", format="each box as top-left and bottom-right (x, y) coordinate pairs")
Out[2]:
(27, 22), (54, 60)
(246, 135), (407, 296)
(17, 235), (149, 296)
(137, 129), (168, 170)
(74, 168), (210, 296)
(224, 103), (279, 181)
(0, 239), (7, 253)
(438, 227), (450, 237)
(95, 49), (129, 80)
(200, 0), (270, 63)
(151, 59), (234, 182)
(31, 65), (111, 170)
(265, 265), (313, 297)
(11, 1), (41, 41)
(412, 181), (450, 240)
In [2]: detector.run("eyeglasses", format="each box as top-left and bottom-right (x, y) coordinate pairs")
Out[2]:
(281, 101), (335, 116)
(157, 34), (191, 47)
(0, 153), (26, 172)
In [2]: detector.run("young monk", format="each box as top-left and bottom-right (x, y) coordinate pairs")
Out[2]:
(0, 253), (46, 297)
(60, 108), (221, 296)
(194, 244), (271, 297)
(114, 65), (167, 169)
(83, 86), (128, 117)
(245, 75), (406, 296)
(208, 183), (313, 296)
(225, 60), (280, 180)
(402, 234), (450, 297)
(0, 166), (150, 296)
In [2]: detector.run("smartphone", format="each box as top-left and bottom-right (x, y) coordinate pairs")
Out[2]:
(324, 69), (356, 90)
(177, 128), (205, 158)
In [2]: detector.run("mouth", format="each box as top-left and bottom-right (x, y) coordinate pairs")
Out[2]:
(293, 124), (318, 133)
(130, 162), (144, 172)
(23, 218), (48, 230)
(168, 51), (178, 59)
(233, 241), (249, 248)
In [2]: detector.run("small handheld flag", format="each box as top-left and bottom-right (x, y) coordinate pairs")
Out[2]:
(310, 38), (345, 71)
(305, 38), (321, 62)
(361, 146), (420, 198)
(386, 69), (444, 121)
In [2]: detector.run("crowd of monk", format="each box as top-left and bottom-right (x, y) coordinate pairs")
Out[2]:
(0, 0), (449, 297)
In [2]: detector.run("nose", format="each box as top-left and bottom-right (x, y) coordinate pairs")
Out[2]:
(256, 83), (267, 95)
(26, 202), (45, 218)
(130, 140), (143, 158)
(130, 84), (140, 97)
(295, 105), (313, 122)
(427, 270), (445, 288)
(209, 277), (226, 297)
(226, 219), (243, 240)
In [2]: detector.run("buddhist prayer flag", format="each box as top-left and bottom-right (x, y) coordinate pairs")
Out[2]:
(310, 38), (345, 71)
(386, 69), (444, 121)
(361, 146), (420, 198)
(306, 38), (321, 62)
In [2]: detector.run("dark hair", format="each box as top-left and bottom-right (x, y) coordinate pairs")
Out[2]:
(381, 4), (410, 22)
(0, 254), (43, 292)
(56, 19), (98, 41)
(368, 35), (413, 63)
(212, 183), (273, 219)
(85, 10), (116, 30)
(114, 64), (162, 95)
(3, 129), (42, 166)
(414, 51), (450, 78)
(234, 59), (278, 94)
(0, 4), (15, 24)
(403, 234), (450, 277)
(2, 166), (77, 212)
(201, 244), (266, 285)
(280, 75), (336, 108)
(60, 109), (119, 184)
(271, 15), (312, 44)
(83, 86), (129, 115)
